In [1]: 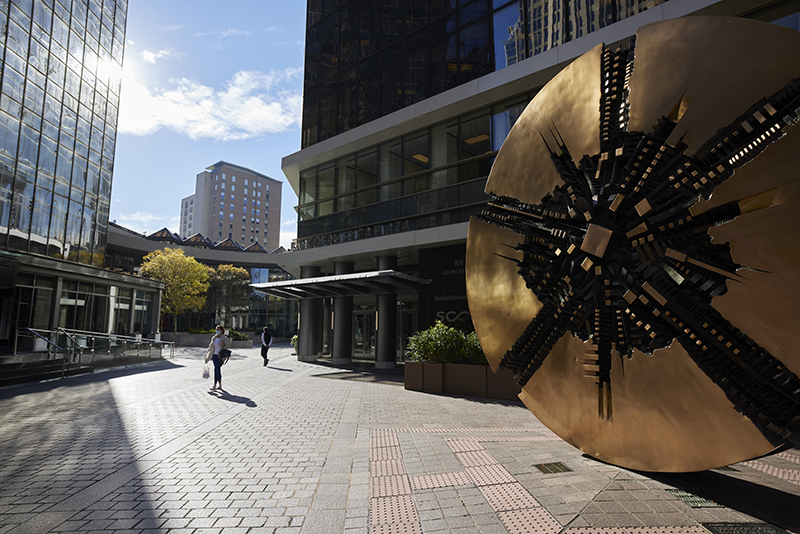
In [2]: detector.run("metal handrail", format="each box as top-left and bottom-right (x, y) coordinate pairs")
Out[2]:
(25, 328), (64, 351)
(24, 328), (69, 377)
(16, 327), (176, 364)
(58, 327), (84, 366)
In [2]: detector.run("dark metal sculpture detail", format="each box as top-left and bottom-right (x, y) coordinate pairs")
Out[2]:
(466, 17), (800, 472)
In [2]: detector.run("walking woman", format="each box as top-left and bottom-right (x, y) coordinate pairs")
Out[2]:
(261, 327), (272, 366)
(205, 325), (229, 390)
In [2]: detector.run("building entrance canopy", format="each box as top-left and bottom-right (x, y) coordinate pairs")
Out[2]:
(251, 270), (430, 300)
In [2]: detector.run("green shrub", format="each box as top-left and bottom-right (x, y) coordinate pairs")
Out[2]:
(227, 330), (250, 341)
(406, 321), (488, 365)
(291, 335), (298, 350)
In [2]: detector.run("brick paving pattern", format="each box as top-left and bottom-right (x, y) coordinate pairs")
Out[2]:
(0, 344), (798, 533)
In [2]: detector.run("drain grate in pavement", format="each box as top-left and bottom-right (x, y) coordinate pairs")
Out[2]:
(666, 489), (723, 507)
(702, 523), (793, 534)
(533, 462), (572, 474)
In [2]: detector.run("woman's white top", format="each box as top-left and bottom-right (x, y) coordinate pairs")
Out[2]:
(213, 335), (223, 355)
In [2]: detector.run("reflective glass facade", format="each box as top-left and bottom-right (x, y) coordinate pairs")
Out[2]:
(296, 92), (535, 245)
(302, 0), (669, 148)
(0, 0), (127, 267)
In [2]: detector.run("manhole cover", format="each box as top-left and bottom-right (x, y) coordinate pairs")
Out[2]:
(702, 523), (793, 534)
(533, 462), (572, 474)
(667, 489), (723, 507)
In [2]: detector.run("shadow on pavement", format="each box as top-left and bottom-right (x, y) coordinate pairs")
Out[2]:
(265, 366), (293, 372)
(311, 370), (405, 386)
(0, 359), (185, 400)
(208, 389), (257, 407)
(646, 469), (800, 532)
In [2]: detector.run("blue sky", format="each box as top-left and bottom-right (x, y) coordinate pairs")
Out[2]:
(110, 0), (307, 249)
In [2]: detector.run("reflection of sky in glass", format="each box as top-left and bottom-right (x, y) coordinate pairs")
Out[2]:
(251, 267), (270, 284)
(773, 12), (800, 31)
(493, 3), (525, 70)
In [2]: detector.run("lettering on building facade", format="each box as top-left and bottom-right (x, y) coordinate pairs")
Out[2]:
(291, 221), (411, 251)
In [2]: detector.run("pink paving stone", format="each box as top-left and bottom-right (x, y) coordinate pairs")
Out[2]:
(409, 472), (472, 490)
(498, 507), (562, 534)
(371, 522), (424, 534)
(741, 460), (800, 485)
(371, 475), (412, 498)
(563, 528), (710, 534)
(776, 451), (800, 465)
(372, 446), (403, 461)
(478, 482), (542, 511)
(446, 438), (485, 453)
(465, 465), (517, 486)
(455, 450), (499, 468)
(370, 495), (417, 525)
(371, 434), (400, 448)
(371, 459), (405, 477)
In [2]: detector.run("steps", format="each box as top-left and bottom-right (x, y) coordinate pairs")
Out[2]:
(0, 353), (93, 387)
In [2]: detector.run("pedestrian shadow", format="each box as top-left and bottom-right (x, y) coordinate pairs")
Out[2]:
(265, 366), (293, 372)
(208, 389), (257, 407)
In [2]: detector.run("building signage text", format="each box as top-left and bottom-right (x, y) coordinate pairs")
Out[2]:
(291, 220), (411, 251)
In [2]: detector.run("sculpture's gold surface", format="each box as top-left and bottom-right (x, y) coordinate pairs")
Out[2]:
(467, 17), (800, 472)
(466, 219), (542, 370)
(486, 44), (603, 206)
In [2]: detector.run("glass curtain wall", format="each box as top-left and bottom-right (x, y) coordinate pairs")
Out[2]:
(296, 91), (533, 244)
(302, 0), (669, 147)
(0, 0), (127, 266)
(249, 267), (298, 338)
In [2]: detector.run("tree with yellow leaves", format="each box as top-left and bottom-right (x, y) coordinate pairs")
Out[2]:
(140, 248), (209, 333)
(207, 264), (250, 326)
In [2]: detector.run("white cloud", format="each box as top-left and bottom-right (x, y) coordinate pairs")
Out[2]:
(118, 69), (303, 141)
(141, 48), (185, 64)
(195, 28), (252, 39)
(280, 229), (296, 250)
(115, 211), (178, 235)
(158, 24), (187, 32)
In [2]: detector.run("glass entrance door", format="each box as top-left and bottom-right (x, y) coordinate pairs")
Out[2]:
(353, 311), (375, 360)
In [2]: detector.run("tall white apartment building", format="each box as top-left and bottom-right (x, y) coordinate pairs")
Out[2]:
(179, 161), (282, 251)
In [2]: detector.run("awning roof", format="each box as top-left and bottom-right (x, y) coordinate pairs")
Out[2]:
(251, 269), (431, 299)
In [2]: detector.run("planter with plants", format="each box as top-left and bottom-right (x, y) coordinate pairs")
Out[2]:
(404, 321), (520, 400)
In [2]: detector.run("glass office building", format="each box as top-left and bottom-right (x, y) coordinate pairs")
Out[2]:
(0, 0), (163, 353)
(272, 0), (800, 367)
(302, 0), (667, 148)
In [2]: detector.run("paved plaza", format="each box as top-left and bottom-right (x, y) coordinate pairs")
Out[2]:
(0, 344), (798, 534)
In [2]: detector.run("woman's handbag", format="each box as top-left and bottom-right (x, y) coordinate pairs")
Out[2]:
(218, 349), (232, 365)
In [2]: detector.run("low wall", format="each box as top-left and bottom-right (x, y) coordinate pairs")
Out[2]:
(160, 333), (253, 348)
(405, 362), (521, 401)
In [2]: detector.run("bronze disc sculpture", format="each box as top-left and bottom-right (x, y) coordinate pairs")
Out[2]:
(466, 16), (800, 472)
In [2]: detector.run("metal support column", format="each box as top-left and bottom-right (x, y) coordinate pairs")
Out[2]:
(376, 256), (397, 369)
(331, 261), (353, 365)
(298, 265), (323, 362)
